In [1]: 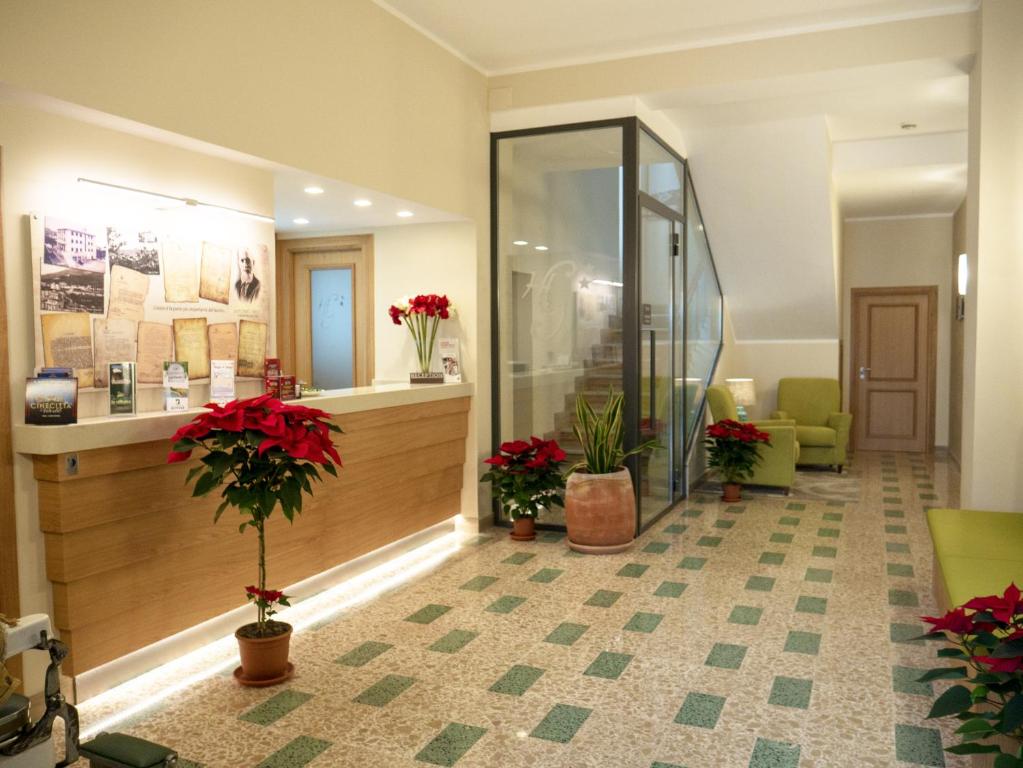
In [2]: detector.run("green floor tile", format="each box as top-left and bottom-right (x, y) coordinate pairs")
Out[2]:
(678, 556), (707, 570)
(728, 605), (763, 625)
(239, 689), (313, 725)
(545, 622), (589, 646)
(749, 737), (801, 768)
(406, 604), (452, 624)
(538, 531), (565, 543)
(817, 527), (840, 538)
(415, 723), (487, 766)
(529, 567), (564, 583)
(705, 642), (747, 669)
(892, 666), (934, 697)
(785, 502), (806, 511)
(887, 563), (914, 577)
(485, 595), (526, 614)
(530, 704), (593, 743)
(769, 532), (794, 544)
(885, 509), (905, 518)
(885, 524), (907, 535)
(745, 575), (775, 592)
(664, 523), (688, 534)
(812, 545), (837, 558)
(796, 595), (827, 614)
(256, 737), (331, 768)
(502, 552), (536, 565)
(894, 724), (946, 766)
(655, 581), (688, 598)
(768, 676), (812, 708)
(822, 512), (843, 522)
(883, 497), (902, 504)
(784, 630), (821, 655)
(920, 493), (939, 500)
(888, 589), (919, 607)
(644, 541), (671, 553)
(460, 575), (498, 592)
(886, 541), (910, 553)
(917, 482), (934, 489)
(336, 640), (392, 667)
(353, 674), (416, 707)
(490, 665), (544, 696)
(625, 612), (664, 633)
(891, 623), (925, 645)
(759, 552), (785, 565)
(585, 589), (623, 607)
(779, 516), (800, 526)
(883, 485), (900, 492)
(618, 563), (650, 578)
(697, 535), (723, 547)
(651, 763), (685, 768)
(805, 567), (833, 583)
(674, 692), (725, 728)
(583, 651), (633, 680)
(714, 519), (735, 530)
(725, 505), (746, 514)
(681, 509), (704, 518)
(429, 629), (479, 653)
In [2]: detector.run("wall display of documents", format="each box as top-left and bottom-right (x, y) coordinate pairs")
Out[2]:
(30, 212), (274, 394)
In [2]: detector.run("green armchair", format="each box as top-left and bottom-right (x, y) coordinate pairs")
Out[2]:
(706, 385), (799, 492)
(770, 378), (852, 472)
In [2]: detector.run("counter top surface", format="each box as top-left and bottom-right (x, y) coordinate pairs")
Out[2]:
(13, 381), (474, 455)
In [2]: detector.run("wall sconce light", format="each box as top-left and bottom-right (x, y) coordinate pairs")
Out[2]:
(956, 252), (968, 321)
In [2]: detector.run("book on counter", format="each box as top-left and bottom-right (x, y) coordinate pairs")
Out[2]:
(210, 359), (236, 405)
(37, 367), (74, 379)
(108, 362), (137, 415)
(163, 361), (190, 412)
(25, 375), (78, 425)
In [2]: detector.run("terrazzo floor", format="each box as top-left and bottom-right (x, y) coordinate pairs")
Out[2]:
(73, 451), (964, 767)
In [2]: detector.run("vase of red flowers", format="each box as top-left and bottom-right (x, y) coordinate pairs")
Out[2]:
(481, 437), (567, 541)
(920, 584), (1023, 766)
(705, 419), (772, 502)
(168, 394), (342, 686)
(388, 294), (453, 384)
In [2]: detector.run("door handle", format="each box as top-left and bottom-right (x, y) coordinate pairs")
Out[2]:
(858, 366), (871, 381)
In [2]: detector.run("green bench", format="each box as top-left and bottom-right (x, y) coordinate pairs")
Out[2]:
(926, 508), (1023, 611)
(79, 732), (178, 767)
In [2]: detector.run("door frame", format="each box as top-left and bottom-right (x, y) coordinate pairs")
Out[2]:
(275, 235), (374, 387)
(849, 285), (938, 452)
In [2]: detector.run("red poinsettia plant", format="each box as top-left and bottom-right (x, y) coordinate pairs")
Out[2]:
(388, 294), (453, 373)
(481, 437), (567, 520)
(704, 419), (772, 484)
(168, 395), (342, 637)
(918, 583), (1023, 764)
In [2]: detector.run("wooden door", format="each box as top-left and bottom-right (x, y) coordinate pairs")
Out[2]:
(850, 286), (937, 452)
(276, 236), (374, 387)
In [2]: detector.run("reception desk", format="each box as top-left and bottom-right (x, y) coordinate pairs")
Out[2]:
(12, 382), (473, 677)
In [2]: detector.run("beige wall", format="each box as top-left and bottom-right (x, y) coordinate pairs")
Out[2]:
(842, 216), (954, 447)
(0, 103), (276, 620)
(949, 202), (967, 464)
(961, 0), (1023, 511)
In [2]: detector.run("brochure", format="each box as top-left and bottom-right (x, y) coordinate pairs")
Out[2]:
(108, 362), (137, 415)
(438, 338), (462, 383)
(25, 377), (78, 425)
(163, 361), (190, 412)
(210, 359), (236, 405)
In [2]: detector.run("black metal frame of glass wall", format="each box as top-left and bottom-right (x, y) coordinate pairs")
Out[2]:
(489, 116), (724, 533)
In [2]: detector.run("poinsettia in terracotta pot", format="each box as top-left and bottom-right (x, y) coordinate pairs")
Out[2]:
(705, 419), (771, 502)
(481, 437), (567, 541)
(168, 394), (342, 686)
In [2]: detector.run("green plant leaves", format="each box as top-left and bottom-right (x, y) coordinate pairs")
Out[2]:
(571, 386), (656, 475)
(999, 692), (1023, 733)
(192, 471), (220, 497)
(917, 667), (969, 682)
(928, 685), (974, 719)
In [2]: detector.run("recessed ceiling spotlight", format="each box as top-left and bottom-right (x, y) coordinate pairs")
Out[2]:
(397, 210), (414, 218)
(353, 198), (372, 207)
(900, 122), (917, 130)
(534, 245), (548, 251)
(293, 217), (309, 225)
(512, 240), (528, 246)
(303, 186), (324, 195)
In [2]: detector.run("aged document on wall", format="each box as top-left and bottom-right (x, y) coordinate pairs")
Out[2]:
(162, 238), (199, 303)
(199, 242), (232, 305)
(173, 317), (210, 379)
(93, 317), (138, 387)
(237, 319), (268, 377)
(107, 264), (149, 322)
(136, 322), (174, 384)
(208, 322), (238, 362)
(41, 312), (95, 388)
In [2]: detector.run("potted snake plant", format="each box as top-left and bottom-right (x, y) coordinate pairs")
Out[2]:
(564, 387), (656, 554)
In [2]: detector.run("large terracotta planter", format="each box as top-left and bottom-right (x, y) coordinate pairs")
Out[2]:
(234, 622), (293, 687)
(510, 516), (536, 541)
(564, 468), (635, 554)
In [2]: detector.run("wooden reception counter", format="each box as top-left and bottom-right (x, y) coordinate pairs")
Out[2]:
(12, 382), (473, 676)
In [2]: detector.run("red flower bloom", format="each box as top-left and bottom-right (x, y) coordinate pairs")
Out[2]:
(500, 440), (531, 455)
(923, 607), (975, 635)
(964, 583), (1023, 624)
(484, 455), (508, 466)
(974, 655), (1023, 674)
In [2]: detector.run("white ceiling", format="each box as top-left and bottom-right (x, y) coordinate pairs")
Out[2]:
(376, 0), (976, 74)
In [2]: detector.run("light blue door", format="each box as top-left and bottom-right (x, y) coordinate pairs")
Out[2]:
(310, 267), (354, 389)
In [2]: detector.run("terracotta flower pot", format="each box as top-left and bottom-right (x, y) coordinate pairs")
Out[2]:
(564, 468), (635, 554)
(510, 516), (536, 541)
(234, 622), (293, 687)
(721, 482), (742, 502)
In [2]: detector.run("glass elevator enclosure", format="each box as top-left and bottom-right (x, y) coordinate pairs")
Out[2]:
(491, 118), (723, 533)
